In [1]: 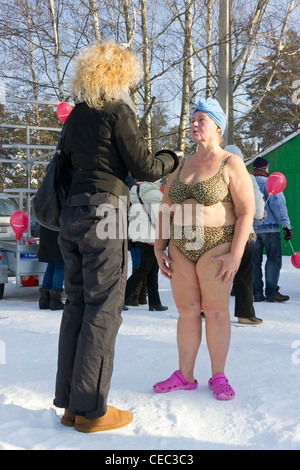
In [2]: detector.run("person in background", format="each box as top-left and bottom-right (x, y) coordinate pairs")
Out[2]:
(252, 157), (292, 302)
(125, 181), (167, 311)
(38, 225), (64, 310)
(53, 41), (178, 433)
(225, 145), (265, 325)
(154, 97), (255, 400)
(125, 175), (147, 307)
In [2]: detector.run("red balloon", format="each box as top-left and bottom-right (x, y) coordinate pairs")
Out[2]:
(266, 172), (287, 196)
(10, 211), (28, 241)
(291, 252), (300, 269)
(56, 102), (72, 123)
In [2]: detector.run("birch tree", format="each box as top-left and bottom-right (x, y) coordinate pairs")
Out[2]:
(177, 0), (194, 152)
(89, 0), (101, 41)
(205, 0), (213, 98)
(47, 0), (64, 101)
(121, 0), (139, 116)
(122, 0), (138, 47)
(140, 0), (153, 152)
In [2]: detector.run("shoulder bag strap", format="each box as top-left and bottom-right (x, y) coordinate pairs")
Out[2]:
(136, 185), (156, 230)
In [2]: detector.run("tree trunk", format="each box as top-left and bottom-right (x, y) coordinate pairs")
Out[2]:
(48, 0), (64, 100)
(205, 0), (213, 98)
(178, 0), (193, 154)
(89, 0), (101, 41)
(140, 0), (152, 152)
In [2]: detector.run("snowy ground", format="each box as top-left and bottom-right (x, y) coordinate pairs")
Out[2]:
(0, 256), (299, 451)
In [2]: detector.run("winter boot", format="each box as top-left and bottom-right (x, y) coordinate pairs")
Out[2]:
(74, 406), (133, 433)
(125, 267), (142, 306)
(126, 293), (140, 306)
(38, 287), (50, 309)
(49, 289), (64, 310)
(124, 292), (139, 306)
(139, 278), (147, 304)
(61, 409), (76, 427)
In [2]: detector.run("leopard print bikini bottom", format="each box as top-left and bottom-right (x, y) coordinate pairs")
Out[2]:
(170, 223), (235, 262)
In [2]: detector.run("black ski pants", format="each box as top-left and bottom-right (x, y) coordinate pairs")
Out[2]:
(54, 193), (127, 419)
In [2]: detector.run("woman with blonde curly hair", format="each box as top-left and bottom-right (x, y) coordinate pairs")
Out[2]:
(69, 42), (141, 108)
(53, 41), (178, 433)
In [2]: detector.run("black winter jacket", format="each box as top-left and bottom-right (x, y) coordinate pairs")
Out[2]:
(38, 225), (64, 265)
(60, 100), (178, 202)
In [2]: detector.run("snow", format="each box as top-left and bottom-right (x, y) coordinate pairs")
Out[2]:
(0, 256), (299, 451)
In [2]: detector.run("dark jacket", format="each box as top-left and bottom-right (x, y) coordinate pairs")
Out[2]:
(38, 225), (64, 264)
(60, 100), (178, 201)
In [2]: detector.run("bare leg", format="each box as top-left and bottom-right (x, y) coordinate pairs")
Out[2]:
(196, 242), (232, 376)
(168, 241), (202, 383)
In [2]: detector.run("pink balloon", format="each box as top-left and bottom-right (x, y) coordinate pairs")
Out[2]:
(56, 102), (72, 123)
(10, 211), (28, 241)
(266, 172), (287, 196)
(291, 252), (300, 269)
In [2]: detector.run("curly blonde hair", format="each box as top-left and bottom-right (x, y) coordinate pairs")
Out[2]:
(69, 41), (141, 109)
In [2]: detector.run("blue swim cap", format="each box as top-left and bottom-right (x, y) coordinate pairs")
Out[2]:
(192, 97), (227, 135)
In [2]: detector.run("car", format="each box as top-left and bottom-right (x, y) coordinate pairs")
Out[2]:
(0, 197), (19, 240)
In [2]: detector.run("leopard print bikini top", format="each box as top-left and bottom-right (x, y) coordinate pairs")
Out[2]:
(168, 156), (233, 206)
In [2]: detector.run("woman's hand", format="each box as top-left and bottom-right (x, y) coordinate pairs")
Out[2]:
(212, 252), (241, 283)
(155, 248), (173, 279)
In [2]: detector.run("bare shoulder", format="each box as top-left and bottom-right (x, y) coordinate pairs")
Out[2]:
(221, 154), (250, 188)
(224, 153), (249, 175)
(225, 153), (245, 168)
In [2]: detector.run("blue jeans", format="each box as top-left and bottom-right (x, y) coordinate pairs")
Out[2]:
(130, 246), (140, 268)
(42, 263), (64, 291)
(252, 232), (282, 298)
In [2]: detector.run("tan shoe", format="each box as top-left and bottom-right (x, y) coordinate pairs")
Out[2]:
(74, 406), (133, 433)
(61, 409), (76, 427)
(238, 316), (263, 325)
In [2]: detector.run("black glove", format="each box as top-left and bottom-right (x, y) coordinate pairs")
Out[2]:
(283, 227), (293, 241)
(154, 149), (179, 176)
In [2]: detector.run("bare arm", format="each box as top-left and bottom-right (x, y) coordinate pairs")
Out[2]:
(213, 155), (256, 282)
(154, 167), (179, 278)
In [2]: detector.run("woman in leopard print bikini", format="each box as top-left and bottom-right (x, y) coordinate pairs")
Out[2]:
(153, 97), (255, 400)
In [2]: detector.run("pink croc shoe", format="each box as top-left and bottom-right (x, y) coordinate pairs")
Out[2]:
(208, 373), (235, 401)
(153, 370), (198, 393)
